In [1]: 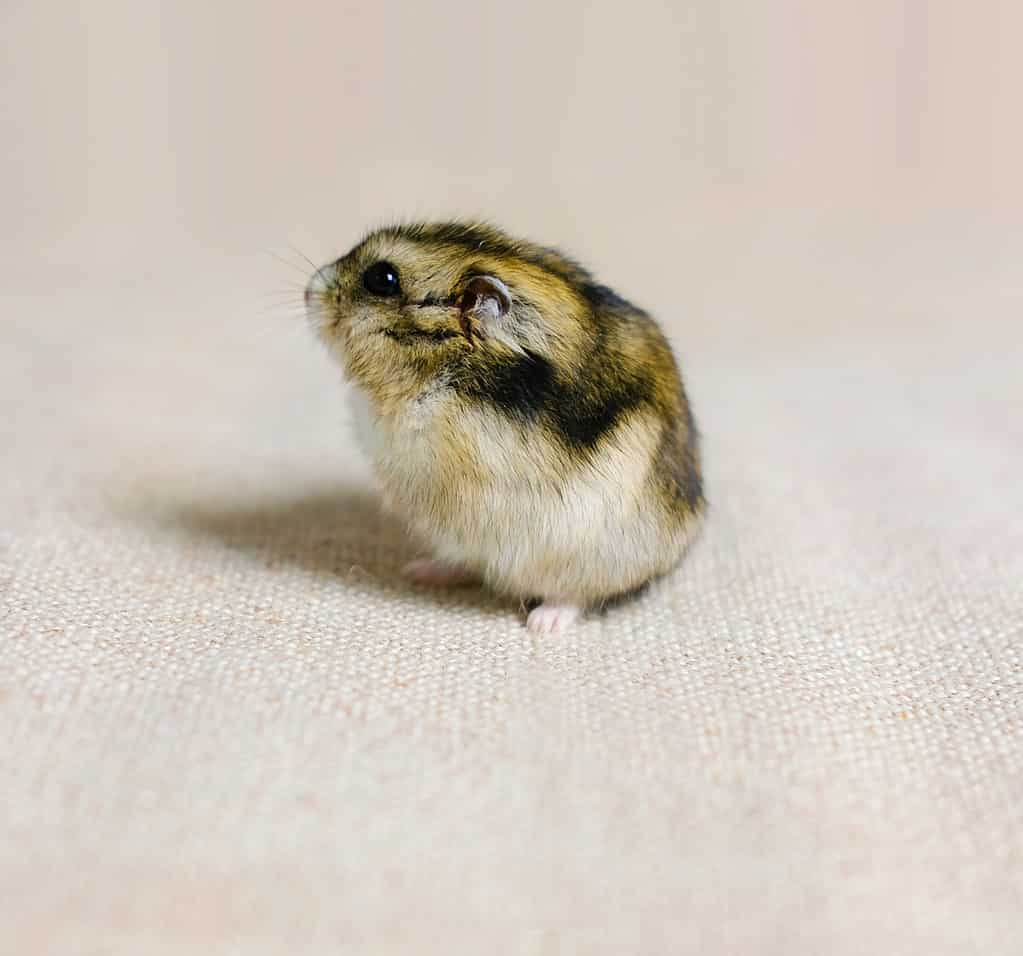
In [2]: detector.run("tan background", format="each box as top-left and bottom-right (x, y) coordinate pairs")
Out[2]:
(2, 2), (1021, 953)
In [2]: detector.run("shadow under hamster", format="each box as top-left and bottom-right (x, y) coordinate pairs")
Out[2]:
(123, 484), (511, 615)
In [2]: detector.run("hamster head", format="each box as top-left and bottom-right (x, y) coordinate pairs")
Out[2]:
(305, 221), (595, 409)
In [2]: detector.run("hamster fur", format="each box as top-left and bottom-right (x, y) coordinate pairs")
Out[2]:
(305, 221), (704, 634)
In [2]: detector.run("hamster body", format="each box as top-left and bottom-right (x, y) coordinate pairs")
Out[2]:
(305, 221), (704, 633)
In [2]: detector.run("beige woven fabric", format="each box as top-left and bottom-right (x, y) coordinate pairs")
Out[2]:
(3, 244), (1021, 953)
(4, 2), (1023, 952)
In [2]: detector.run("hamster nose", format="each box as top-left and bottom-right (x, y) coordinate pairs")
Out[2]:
(305, 266), (330, 303)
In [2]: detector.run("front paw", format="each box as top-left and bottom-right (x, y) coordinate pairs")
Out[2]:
(402, 559), (477, 588)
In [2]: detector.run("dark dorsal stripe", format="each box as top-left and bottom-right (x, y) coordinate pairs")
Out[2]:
(381, 222), (592, 288)
(581, 282), (640, 313)
(457, 347), (651, 451)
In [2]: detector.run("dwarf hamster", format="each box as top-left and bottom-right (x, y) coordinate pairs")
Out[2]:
(304, 221), (704, 634)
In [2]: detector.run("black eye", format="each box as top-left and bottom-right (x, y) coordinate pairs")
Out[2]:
(362, 261), (401, 297)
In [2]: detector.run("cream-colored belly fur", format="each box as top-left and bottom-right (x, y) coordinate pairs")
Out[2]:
(349, 385), (688, 604)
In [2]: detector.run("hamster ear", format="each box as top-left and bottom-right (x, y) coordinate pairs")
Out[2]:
(457, 275), (511, 337)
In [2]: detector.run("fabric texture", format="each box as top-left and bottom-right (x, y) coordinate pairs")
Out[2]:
(2, 249), (1020, 953)
(3, 2), (1022, 949)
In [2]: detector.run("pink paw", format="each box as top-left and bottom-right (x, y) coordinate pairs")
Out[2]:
(402, 558), (476, 588)
(526, 602), (581, 635)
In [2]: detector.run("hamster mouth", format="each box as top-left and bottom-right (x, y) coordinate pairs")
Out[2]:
(413, 293), (457, 310)
(382, 326), (461, 345)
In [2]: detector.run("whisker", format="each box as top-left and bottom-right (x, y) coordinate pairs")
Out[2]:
(256, 304), (305, 315)
(255, 309), (308, 319)
(245, 311), (317, 340)
(286, 242), (320, 273)
(264, 249), (313, 278)
(263, 278), (308, 289)
(255, 304), (310, 318)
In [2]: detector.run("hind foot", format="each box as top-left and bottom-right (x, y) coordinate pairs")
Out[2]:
(526, 602), (581, 635)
